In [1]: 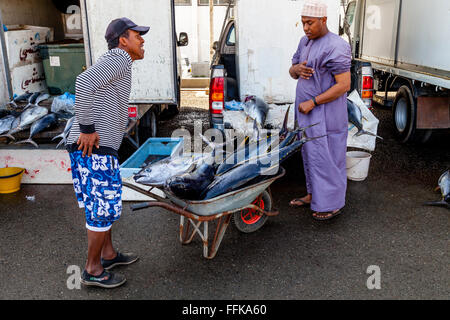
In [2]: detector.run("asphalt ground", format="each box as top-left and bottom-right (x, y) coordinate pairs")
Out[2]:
(0, 94), (448, 301)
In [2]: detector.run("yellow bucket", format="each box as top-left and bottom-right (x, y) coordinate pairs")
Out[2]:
(0, 167), (25, 194)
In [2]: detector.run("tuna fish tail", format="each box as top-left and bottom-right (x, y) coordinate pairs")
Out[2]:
(52, 133), (64, 141)
(299, 122), (320, 132)
(355, 129), (383, 140)
(55, 138), (66, 149)
(252, 119), (260, 141)
(15, 138), (39, 148)
(0, 133), (15, 141)
(280, 105), (291, 136)
(303, 134), (328, 142)
(8, 101), (17, 108)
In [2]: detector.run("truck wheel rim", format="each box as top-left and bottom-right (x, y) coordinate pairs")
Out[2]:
(240, 197), (264, 225)
(395, 98), (408, 133)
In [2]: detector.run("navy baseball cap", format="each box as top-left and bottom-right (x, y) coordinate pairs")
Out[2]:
(105, 17), (150, 42)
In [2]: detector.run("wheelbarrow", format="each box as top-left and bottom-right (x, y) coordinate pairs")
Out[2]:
(127, 167), (285, 259)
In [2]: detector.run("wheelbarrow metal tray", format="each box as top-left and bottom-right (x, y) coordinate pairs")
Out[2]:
(164, 167), (285, 216)
(120, 137), (184, 179)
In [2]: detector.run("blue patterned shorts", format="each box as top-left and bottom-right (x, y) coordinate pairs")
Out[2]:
(69, 151), (122, 232)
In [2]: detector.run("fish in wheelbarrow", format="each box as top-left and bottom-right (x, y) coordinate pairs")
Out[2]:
(347, 99), (383, 140)
(215, 122), (319, 176)
(0, 115), (16, 136)
(243, 95), (269, 128)
(15, 113), (58, 148)
(0, 106), (48, 141)
(164, 133), (238, 199)
(52, 116), (75, 149)
(424, 170), (449, 209)
(202, 133), (326, 200)
(133, 153), (206, 187)
(166, 161), (216, 200)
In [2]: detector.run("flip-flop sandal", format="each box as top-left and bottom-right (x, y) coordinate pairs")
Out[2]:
(289, 198), (311, 207)
(312, 210), (342, 221)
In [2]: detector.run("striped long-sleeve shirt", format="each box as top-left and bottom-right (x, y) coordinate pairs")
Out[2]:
(66, 48), (133, 158)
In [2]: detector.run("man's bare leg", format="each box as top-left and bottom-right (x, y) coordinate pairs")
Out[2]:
(85, 230), (107, 276)
(101, 229), (117, 261)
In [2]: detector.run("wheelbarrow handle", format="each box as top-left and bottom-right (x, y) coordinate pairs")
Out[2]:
(131, 202), (153, 211)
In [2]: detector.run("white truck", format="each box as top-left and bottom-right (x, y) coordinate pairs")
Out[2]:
(341, 0), (450, 143)
(0, 0), (188, 147)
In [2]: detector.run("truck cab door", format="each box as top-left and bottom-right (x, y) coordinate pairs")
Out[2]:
(219, 21), (236, 80)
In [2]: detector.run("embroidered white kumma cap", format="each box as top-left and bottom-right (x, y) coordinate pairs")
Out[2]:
(301, 0), (328, 18)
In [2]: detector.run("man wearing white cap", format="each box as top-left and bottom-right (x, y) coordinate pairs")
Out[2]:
(289, 0), (352, 220)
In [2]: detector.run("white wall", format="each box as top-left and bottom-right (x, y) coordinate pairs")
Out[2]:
(236, 0), (340, 104)
(175, 3), (229, 63)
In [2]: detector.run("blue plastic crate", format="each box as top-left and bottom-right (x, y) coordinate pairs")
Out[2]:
(120, 137), (184, 179)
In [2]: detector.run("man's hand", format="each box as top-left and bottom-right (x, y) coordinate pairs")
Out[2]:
(77, 132), (100, 157)
(298, 99), (315, 115)
(291, 61), (315, 80)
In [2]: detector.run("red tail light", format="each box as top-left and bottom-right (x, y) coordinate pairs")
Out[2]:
(209, 77), (224, 114)
(362, 76), (373, 90)
(361, 75), (374, 101)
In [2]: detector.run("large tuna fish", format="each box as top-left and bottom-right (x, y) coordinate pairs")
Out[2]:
(166, 162), (216, 200)
(0, 115), (16, 135)
(202, 134), (325, 200)
(215, 123), (318, 176)
(15, 113), (58, 148)
(243, 95), (269, 128)
(347, 99), (383, 140)
(0, 106), (48, 141)
(23, 92), (42, 110)
(134, 154), (206, 187)
(7, 92), (33, 108)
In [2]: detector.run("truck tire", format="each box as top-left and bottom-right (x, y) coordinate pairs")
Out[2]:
(392, 85), (432, 144)
(232, 191), (271, 233)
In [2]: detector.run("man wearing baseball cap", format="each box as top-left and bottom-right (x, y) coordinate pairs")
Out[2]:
(66, 17), (149, 288)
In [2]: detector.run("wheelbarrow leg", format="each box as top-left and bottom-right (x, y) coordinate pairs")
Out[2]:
(179, 214), (232, 259)
(206, 214), (232, 259)
(180, 216), (202, 245)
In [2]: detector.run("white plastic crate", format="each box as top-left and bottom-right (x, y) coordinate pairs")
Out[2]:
(4, 25), (54, 96)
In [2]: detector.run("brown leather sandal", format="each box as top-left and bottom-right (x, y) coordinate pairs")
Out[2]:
(312, 210), (342, 221)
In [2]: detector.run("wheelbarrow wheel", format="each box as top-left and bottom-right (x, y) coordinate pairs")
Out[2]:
(232, 190), (272, 233)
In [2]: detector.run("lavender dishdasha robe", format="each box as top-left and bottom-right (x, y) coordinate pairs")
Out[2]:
(292, 32), (351, 212)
